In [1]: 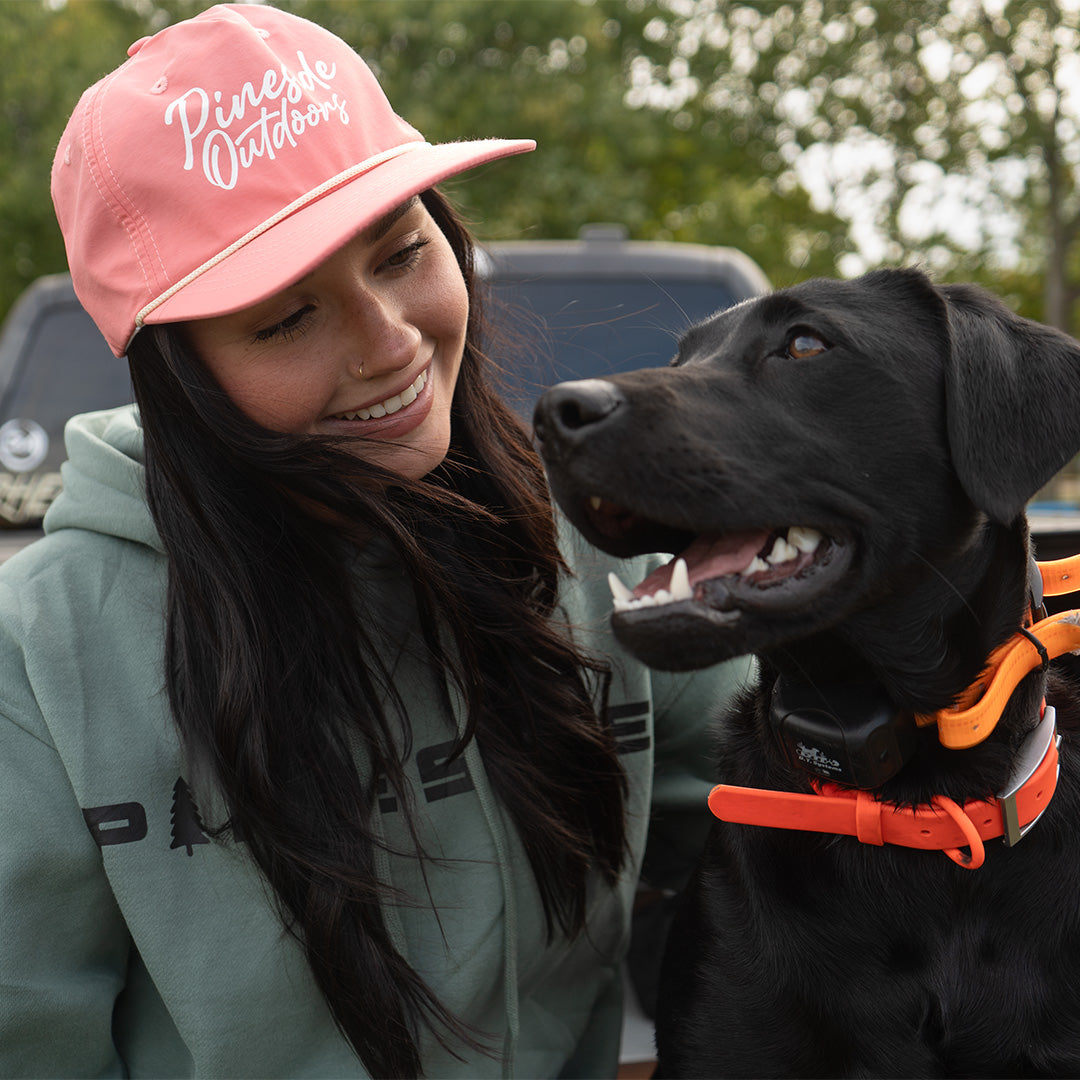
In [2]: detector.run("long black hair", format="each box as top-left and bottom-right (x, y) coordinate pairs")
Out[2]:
(126, 189), (628, 1077)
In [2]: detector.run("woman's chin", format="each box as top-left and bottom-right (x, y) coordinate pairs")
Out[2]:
(347, 429), (452, 481)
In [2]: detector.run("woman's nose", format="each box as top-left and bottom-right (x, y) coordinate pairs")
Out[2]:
(346, 289), (422, 380)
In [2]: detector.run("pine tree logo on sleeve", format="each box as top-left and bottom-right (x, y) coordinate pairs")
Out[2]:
(169, 777), (210, 856)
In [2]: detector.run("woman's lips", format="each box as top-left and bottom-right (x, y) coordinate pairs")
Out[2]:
(324, 366), (434, 440)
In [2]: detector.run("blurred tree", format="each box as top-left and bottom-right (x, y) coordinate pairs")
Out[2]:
(281, 0), (844, 286)
(628, 0), (1080, 330)
(0, 0), (847, 323)
(0, 0), (154, 320)
(23, 1), (1080, 330)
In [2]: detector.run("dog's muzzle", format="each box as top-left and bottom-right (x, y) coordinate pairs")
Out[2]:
(532, 378), (625, 461)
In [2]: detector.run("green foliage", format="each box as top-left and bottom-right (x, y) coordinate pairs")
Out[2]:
(273, 0), (846, 280)
(1, 1), (133, 317)
(0, 0), (842, 325)
(631, 0), (1080, 327)
(5, 0), (1077, 331)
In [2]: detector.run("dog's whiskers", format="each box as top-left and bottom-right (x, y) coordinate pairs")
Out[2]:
(911, 551), (979, 623)
(644, 274), (692, 334)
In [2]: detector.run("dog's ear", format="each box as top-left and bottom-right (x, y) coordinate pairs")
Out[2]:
(942, 282), (1080, 524)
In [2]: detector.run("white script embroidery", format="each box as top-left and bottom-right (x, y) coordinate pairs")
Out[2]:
(164, 51), (348, 190)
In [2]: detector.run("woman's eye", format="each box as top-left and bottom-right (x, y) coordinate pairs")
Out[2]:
(787, 332), (828, 359)
(254, 305), (315, 343)
(383, 238), (429, 271)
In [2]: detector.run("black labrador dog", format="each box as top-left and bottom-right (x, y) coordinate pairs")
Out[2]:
(533, 268), (1080, 1077)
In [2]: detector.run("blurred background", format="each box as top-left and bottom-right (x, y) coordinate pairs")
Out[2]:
(3, 0), (1080, 500)
(4, 4), (1080, 1066)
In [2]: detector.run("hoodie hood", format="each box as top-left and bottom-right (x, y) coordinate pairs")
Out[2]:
(43, 405), (162, 554)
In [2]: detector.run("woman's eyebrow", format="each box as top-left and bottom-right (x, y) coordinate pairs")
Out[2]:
(361, 196), (420, 245)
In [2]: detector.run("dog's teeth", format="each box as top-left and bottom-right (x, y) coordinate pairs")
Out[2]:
(589, 495), (603, 511)
(741, 556), (769, 576)
(670, 558), (692, 601)
(610, 559), (692, 614)
(608, 572), (634, 610)
(788, 526), (822, 554)
(767, 537), (798, 565)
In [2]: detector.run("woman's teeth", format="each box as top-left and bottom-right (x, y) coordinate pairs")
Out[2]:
(335, 369), (428, 420)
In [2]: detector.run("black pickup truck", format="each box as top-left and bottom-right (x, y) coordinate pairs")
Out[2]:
(4, 233), (1077, 564)
(0, 226), (772, 557)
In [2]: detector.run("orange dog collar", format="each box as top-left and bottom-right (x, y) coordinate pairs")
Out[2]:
(921, 611), (1080, 748)
(706, 554), (1078, 864)
(708, 705), (1060, 869)
(915, 553), (1080, 749)
(1038, 553), (1080, 598)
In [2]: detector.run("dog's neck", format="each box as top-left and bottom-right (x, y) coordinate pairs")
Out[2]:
(789, 519), (1031, 707)
(761, 517), (1046, 805)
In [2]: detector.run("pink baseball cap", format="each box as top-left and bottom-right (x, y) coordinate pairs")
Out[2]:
(51, 3), (535, 356)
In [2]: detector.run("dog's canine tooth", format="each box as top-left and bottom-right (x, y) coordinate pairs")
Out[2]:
(589, 495), (603, 511)
(670, 558), (692, 601)
(788, 526), (822, 554)
(608, 571), (634, 610)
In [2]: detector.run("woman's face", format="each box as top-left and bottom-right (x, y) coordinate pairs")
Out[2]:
(185, 197), (469, 480)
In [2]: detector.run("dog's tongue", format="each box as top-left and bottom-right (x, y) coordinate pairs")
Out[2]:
(633, 530), (771, 597)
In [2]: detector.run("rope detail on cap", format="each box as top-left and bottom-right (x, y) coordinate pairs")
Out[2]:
(133, 140), (429, 330)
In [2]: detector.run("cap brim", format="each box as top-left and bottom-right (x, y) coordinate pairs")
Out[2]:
(144, 138), (534, 328)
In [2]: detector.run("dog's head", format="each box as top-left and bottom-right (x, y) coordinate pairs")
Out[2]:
(534, 268), (1080, 671)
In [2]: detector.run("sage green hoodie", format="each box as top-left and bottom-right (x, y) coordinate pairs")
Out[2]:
(0, 406), (750, 1079)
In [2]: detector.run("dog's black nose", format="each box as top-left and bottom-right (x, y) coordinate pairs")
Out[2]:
(533, 379), (625, 449)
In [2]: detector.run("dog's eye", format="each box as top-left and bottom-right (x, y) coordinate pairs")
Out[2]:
(787, 333), (828, 359)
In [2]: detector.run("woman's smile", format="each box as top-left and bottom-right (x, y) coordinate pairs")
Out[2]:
(324, 365), (433, 435)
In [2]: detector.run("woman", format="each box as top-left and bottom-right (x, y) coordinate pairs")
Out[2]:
(0, 6), (749, 1077)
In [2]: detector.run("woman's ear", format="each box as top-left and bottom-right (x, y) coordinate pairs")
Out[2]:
(943, 282), (1080, 525)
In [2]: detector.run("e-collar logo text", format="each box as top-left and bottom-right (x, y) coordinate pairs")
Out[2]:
(796, 741), (842, 774)
(164, 50), (348, 190)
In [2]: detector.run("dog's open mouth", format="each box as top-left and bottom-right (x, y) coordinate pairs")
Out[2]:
(580, 496), (854, 669)
(608, 525), (827, 611)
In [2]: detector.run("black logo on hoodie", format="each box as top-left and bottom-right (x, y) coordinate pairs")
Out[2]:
(169, 777), (211, 855)
(81, 717), (652, 849)
(82, 776), (209, 853)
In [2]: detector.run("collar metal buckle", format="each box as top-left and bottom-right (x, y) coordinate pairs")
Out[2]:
(997, 705), (1059, 847)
